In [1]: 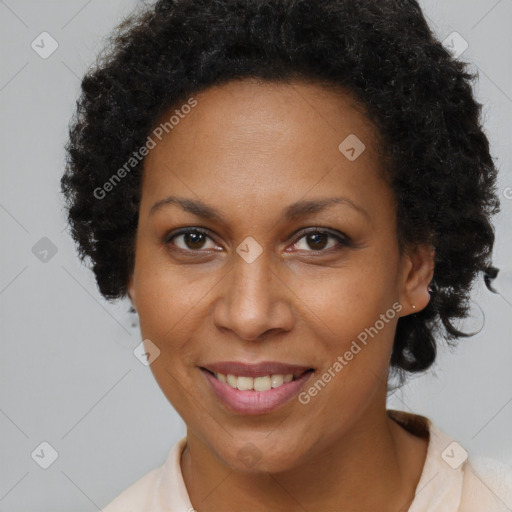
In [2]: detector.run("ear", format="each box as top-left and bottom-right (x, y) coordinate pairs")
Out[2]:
(398, 244), (435, 316)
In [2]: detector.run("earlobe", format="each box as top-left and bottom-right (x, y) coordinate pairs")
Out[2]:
(400, 244), (435, 316)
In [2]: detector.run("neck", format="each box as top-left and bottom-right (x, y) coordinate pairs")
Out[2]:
(181, 406), (428, 512)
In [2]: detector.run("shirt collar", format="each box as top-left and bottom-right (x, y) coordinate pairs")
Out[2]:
(388, 409), (465, 512)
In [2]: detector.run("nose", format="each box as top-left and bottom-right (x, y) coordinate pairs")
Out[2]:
(212, 250), (294, 341)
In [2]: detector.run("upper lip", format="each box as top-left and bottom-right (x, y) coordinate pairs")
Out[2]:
(201, 361), (314, 378)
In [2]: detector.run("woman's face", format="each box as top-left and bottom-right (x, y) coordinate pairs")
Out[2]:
(128, 78), (430, 473)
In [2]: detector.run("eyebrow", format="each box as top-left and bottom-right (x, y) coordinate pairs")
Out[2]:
(149, 195), (371, 223)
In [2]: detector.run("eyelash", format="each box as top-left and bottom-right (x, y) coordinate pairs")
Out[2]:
(164, 227), (352, 255)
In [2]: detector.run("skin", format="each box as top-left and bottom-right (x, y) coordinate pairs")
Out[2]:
(127, 78), (434, 511)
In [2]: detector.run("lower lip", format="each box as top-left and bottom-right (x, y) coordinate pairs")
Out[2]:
(200, 368), (314, 415)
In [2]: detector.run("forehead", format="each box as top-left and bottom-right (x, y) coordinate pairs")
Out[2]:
(140, 78), (390, 223)
(146, 78), (380, 159)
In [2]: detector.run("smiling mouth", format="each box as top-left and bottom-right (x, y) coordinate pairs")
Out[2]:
(201, 368), (314, 392)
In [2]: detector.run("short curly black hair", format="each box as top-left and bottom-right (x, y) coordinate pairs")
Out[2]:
(61, 0), (501, 383)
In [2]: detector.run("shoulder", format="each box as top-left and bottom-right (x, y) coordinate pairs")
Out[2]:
(387, 409), (512, 512)
(101, 436), (189, 512)
(459, 455), (512, 511)
(101, 466), (162, 512)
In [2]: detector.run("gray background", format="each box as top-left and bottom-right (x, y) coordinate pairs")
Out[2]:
(0, 0), (511, 510)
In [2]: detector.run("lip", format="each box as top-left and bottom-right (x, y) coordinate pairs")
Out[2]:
(201, 361), (313, 378)
(200, 366), (315, 415)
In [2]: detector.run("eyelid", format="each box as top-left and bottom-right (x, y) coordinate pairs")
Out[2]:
(288, 227), (352, 252)
(164, 227), (219, 251)
(164, 226), (352, 253)
(290, 226), (350, 243)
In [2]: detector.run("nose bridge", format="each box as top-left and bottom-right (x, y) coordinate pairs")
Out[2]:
(214, 246), (291, 340)
(230, 249), (273, 316)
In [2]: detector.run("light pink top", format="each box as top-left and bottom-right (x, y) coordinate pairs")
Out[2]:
(102, 410), (512, 511)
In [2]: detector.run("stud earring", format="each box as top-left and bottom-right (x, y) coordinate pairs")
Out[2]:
(412, 305), (416, 309)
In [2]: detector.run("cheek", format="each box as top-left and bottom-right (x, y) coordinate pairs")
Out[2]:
(297, 293), (397, 434)
(133, 248), (217, 341)
(291, 260), (399, 343)
(292, 261), (399, 399)
(132, 261), (211, 413)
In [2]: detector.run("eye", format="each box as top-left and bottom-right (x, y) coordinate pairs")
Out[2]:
(165, 228), (218, 252)
(290, 228), (349, 253)
(165, 227), (351, 254)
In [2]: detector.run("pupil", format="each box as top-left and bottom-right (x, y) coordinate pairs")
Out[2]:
(308, 233), (327, 250)
(185, 232), (205, 249)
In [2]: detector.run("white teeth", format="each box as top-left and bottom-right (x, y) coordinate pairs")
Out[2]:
(270, 375), (283, 388)
(254, 376), (271, 391)
(214, 372), (295, 391)
(236, 376), (253, 391)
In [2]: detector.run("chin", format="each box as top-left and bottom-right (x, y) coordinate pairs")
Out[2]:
(213, 436), (309, 474)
